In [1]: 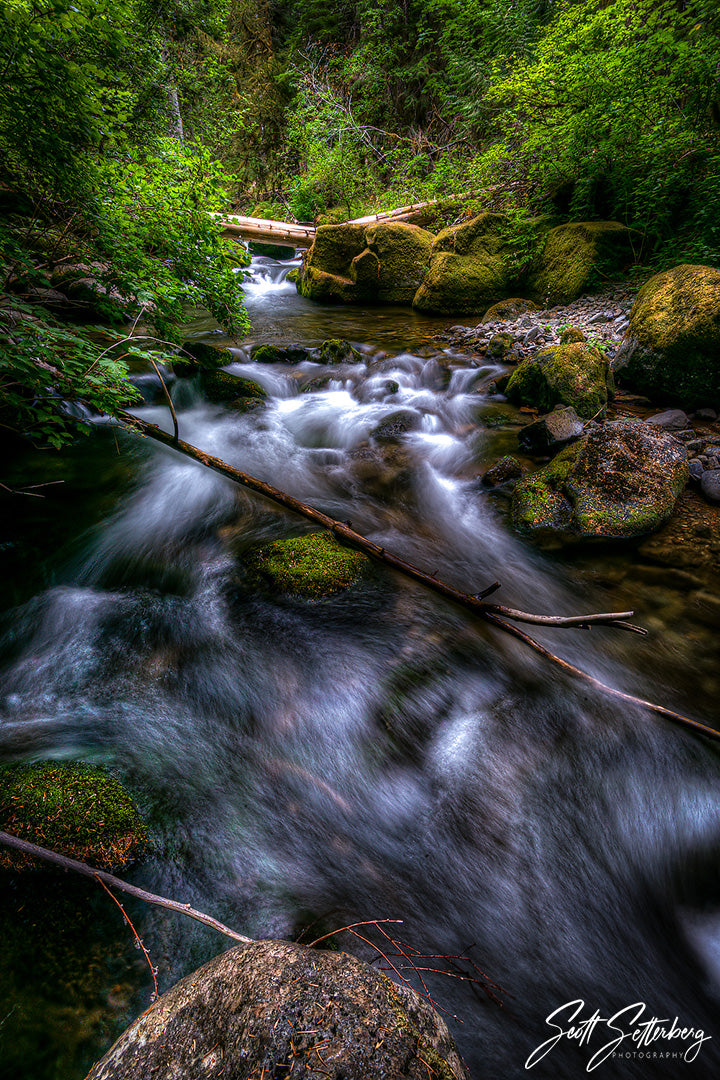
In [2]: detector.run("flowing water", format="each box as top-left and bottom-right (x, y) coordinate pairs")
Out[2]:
(2, 256), (720, 1079)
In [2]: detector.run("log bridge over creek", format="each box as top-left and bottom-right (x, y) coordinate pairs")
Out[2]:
(218, 192), (483, 249)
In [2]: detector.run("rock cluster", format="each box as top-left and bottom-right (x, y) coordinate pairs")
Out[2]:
(297, 215), (636, 315)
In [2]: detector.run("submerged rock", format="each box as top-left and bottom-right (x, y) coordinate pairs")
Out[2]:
(246, 532), (375, 600)
(613, 264), (720, 409)
(511, 419), (689, 543)
(86, 940), (470, 1080)
(371, 408), (421, 443)
(505, 342), (613, 419)
(0, 761), (147, 872)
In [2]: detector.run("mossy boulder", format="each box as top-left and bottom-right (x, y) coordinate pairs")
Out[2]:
(251, 343), (313, 364)
(87, 940), (470, 1080)
(487, 332), (514, 357)
(511, 419), (689, 543)
(613, 264), (720, 409)
(482, 297), (539, 323)
(559, 326), (587, 344)
(297, 224), (370, 303)
(505, 342), (613, 419)
(364, 221), (434, 303)
(0, 761), (147, 871)
(412, 213), (513, 314)
(297, 221), (434, 306)
(527, 221), (636, 306)
(317, 338), (362, 364)
(201, 370), (267, 409)
(247, 532), (375, 600)
(174, 341), (231, 377)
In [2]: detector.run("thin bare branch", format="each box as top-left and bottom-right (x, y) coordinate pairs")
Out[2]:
(0, 831), (254, 944)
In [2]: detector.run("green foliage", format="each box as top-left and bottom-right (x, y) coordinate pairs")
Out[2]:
(0, 305), (141, 448)
(478, 0), (720, 253)
(94, 140), (249, 336)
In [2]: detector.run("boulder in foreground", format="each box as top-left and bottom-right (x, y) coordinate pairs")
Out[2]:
(87, 939), (471, 1080)
(511, 419), (689, 543)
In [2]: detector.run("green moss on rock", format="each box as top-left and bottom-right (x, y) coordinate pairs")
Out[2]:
(482, 297), (539, 323)
(527, 221), (636, 306)
(505, 342), (613, 419)
(364, 221), (434, 304)
(0, 761), (147, 871)
(412, 213), (513, 314)
(317, 338), (362, 364)
(511, 419), (689, 543)
(248, 532), (374, 599)
(613, 264), (720, 409)
(201, 370), (267, 407)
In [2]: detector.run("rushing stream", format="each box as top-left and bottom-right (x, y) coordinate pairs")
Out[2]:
(2, 256), (720, 1079)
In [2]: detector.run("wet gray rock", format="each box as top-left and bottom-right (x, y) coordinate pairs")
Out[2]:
(482, 455), (524, 487)
(700, 469), (720, 503)
(519, 406), (585, 454)
(86, 940), (470, 1080)
(371, 408), (421, 443)
(689, 458), (704, 482)
(646, 409), (689, 430)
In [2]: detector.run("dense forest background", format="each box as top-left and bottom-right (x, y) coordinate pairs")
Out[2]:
(1, 0), (719, 444)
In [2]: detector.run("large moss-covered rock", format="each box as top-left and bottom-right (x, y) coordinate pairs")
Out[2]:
(247, 532), (374, 599)
(201, 370), (267, 410)
(527, 221), (636, 306)
(364, 220), (434, 303)
(0, 761), (147, 871)
(412, 213), (512, 314)
(511, 419), (689, 543)
(87, 940), (470, 1080)
(297, 221), (433, 305)
(505, 343), (613, 419)
(298, 224), (368, 302)
(613, 264), (720, 409)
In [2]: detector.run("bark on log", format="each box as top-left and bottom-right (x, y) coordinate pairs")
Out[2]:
(117, 411), (720, 745)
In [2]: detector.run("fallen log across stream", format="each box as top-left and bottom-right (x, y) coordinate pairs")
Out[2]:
(117, 410), (720, 745)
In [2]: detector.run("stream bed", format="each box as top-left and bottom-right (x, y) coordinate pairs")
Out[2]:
(2, 256), (720, 1079)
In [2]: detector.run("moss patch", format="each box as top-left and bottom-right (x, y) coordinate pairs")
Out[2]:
(482, 297), (539, 323)
(364, 221), (434, 304)
(0, 761), (148, 871)
(412, 213), (513, 314)
(247, 532), (375, 599)
(201, 370), (267, 406)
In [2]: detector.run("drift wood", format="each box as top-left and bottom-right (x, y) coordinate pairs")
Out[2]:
(116, 411), (720, 745)
(0, 831), (253, 944)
